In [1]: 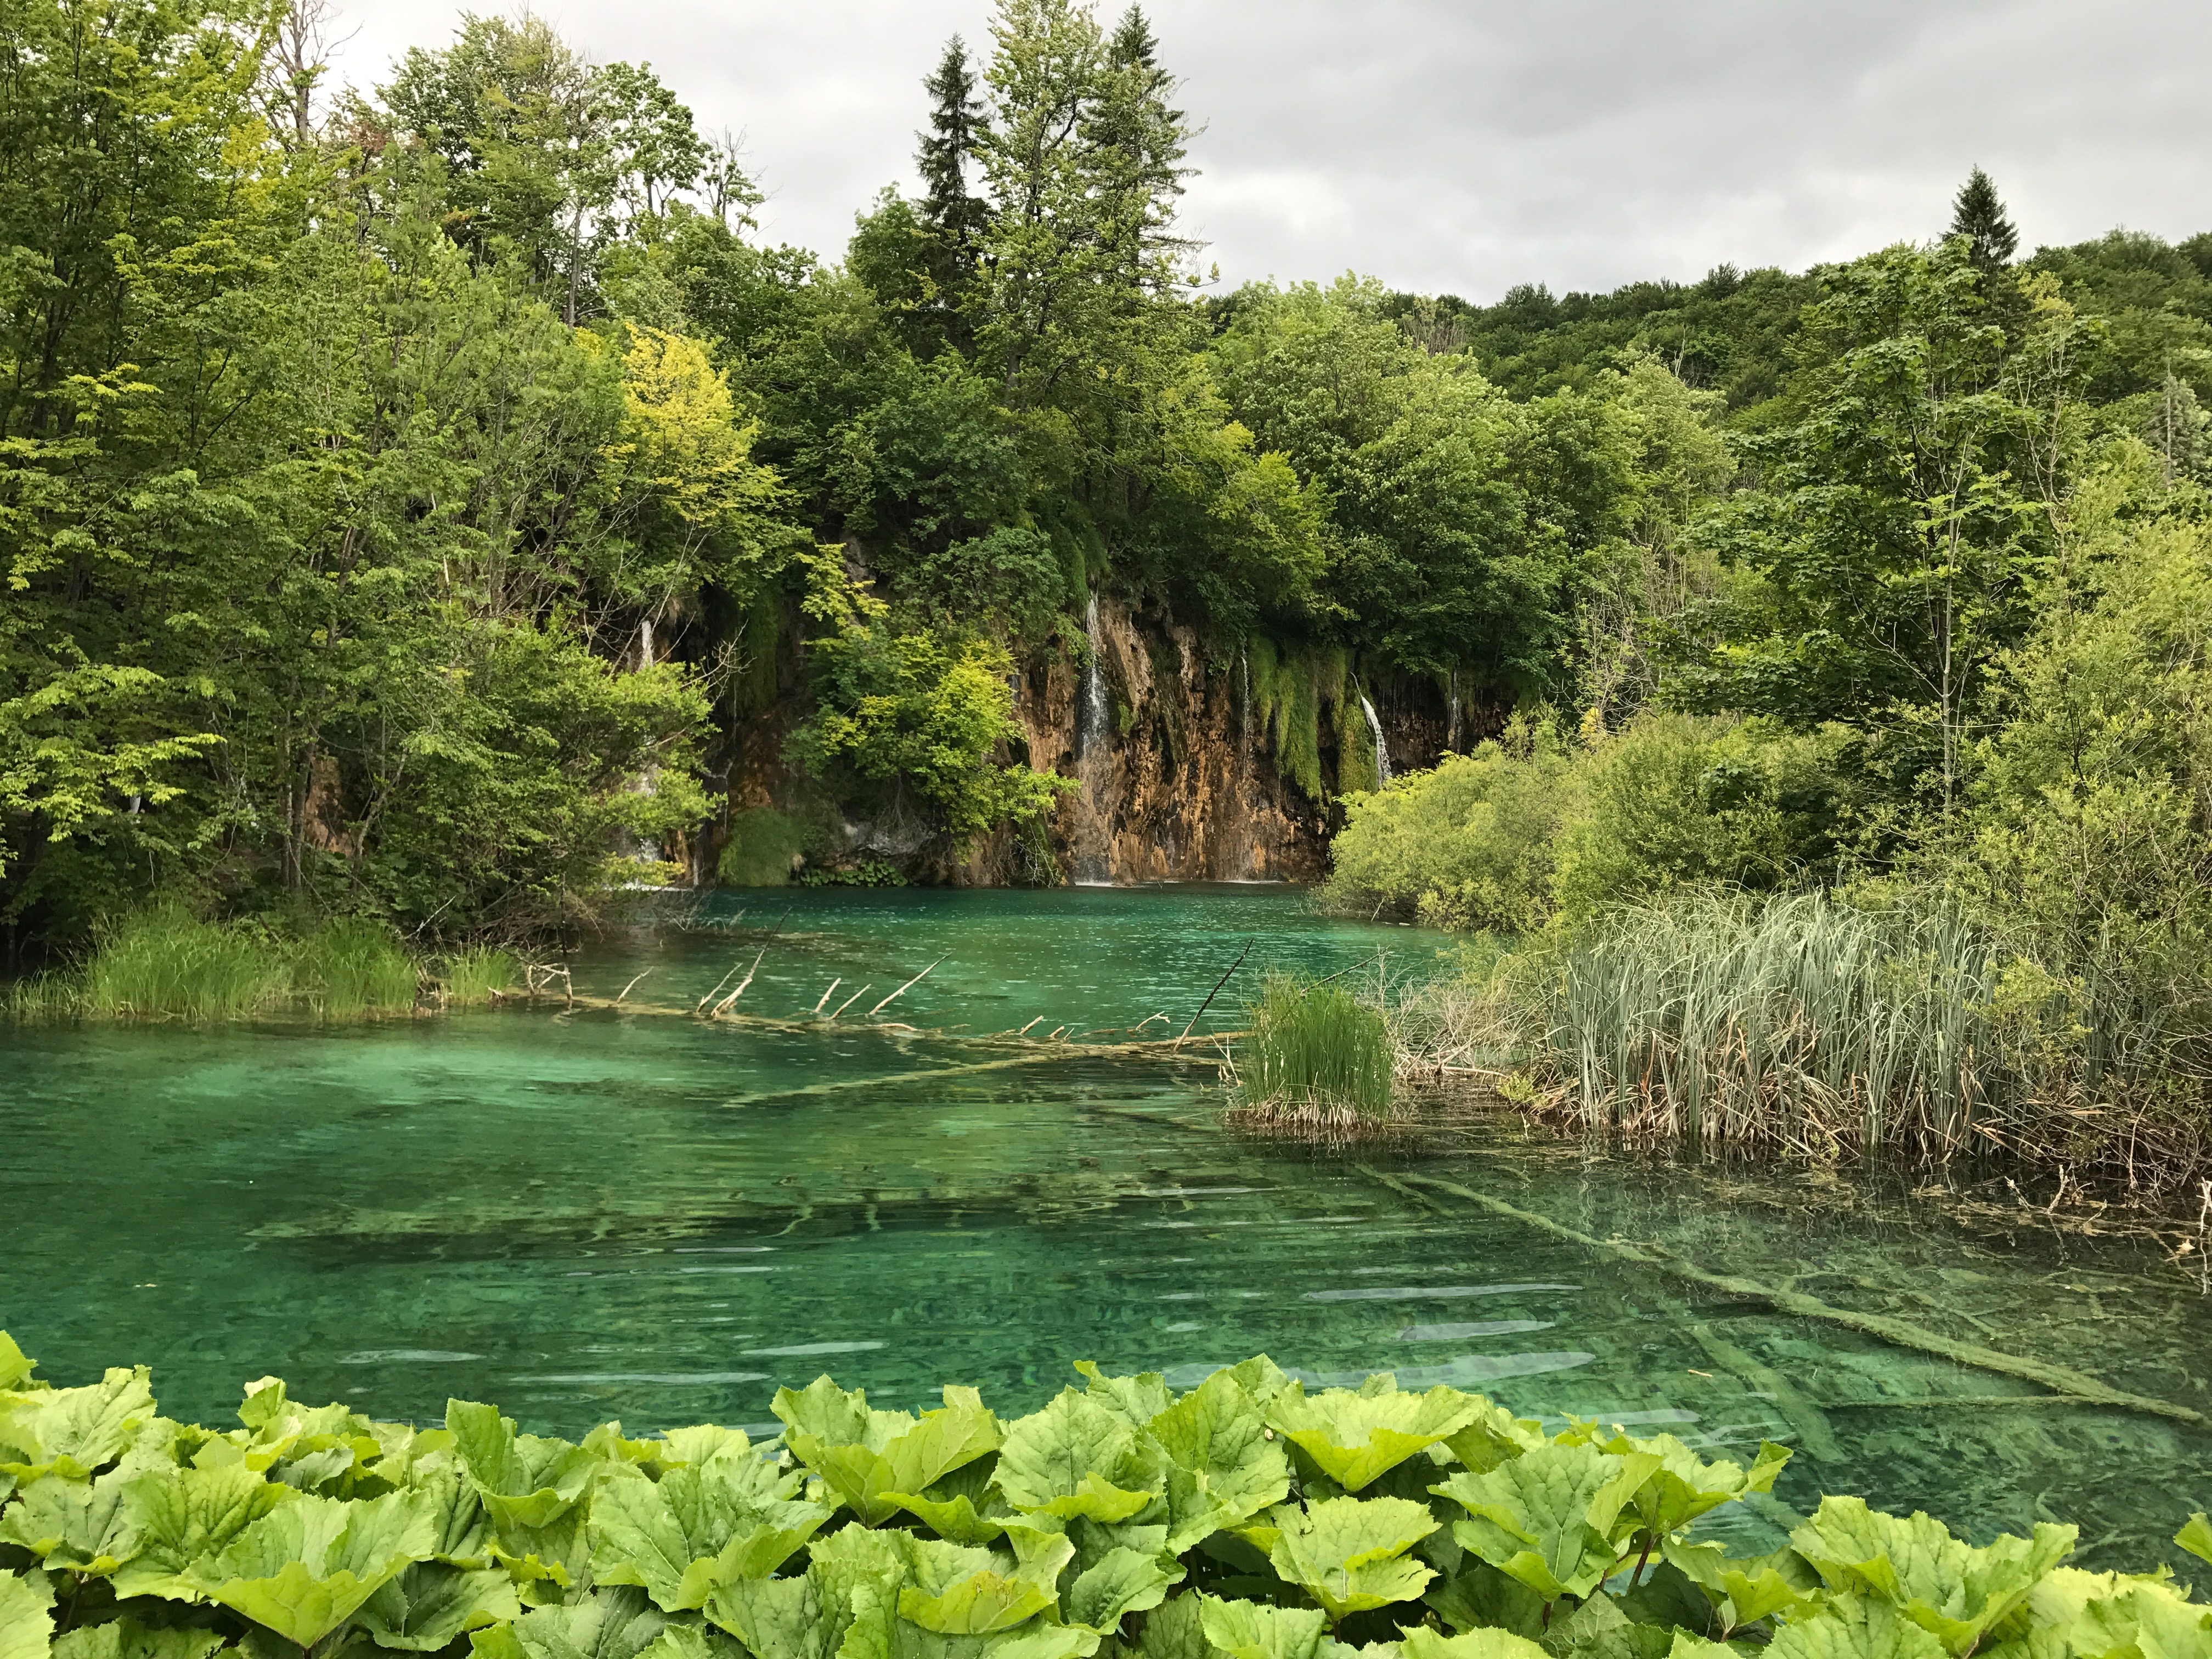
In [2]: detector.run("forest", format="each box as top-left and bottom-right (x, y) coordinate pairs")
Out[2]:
(8, 0), (2212, 1173)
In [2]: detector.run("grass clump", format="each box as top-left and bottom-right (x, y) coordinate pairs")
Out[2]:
(1238, 973), (1395, 1125)
(292, 917), (417, 1018)
(438, 946), (520, 1006)
(77, 904), (290, 1020)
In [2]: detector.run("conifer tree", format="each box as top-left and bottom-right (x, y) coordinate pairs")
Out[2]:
(914, 35), (990, 349)
(1950, 166), (2019, 270)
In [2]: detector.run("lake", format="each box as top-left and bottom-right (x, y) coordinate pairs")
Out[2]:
(4, 884), (2206, 1569)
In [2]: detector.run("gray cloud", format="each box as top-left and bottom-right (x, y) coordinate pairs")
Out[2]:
(329, 0), (2212, 302)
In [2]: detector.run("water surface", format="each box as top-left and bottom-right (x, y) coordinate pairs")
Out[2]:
(4, 885), (2207, 1569)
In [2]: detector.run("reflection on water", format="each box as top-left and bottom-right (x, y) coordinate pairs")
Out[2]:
(4, 885), (2208, 1573)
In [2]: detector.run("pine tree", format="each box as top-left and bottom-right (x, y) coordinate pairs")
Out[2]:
(1950, 167), (2019, 270)
(913, 35), (990, 352)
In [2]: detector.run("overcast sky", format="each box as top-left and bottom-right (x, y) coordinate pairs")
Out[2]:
(326, 0), (2209, 303)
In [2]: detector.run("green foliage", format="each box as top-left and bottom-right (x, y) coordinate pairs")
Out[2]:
(291, 918), (420, 1019)
(3, 1335), (2203, 1659)
(802, 861), (910, 889)
(719, 808), (810, 887)
(1240, 974), (1393, 1123)
(441, 949), (522, 1007)
(72, 905), (291, 1022)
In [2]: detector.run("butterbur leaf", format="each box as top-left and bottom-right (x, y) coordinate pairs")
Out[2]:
(469, 1585), (670, 1659)
(356, 1560), (521, 1650)
(49, 1617), (227, 1659)
(185, 1487), (439, 1646)
(1131, 1592), (1211, 1659)
(844, 1578), (1102, 1659)
(1425, 1560), (1545, 1640)
(448, 1401), (602, 1532)
(1265, 1495), (1437, 1622)
(111, 1462), (296, 1600)
(1435, 1442), (1651, 1601)
(1662, 1638), (1740, 1659)
(0, 1568), (54, 1659)
(0, 1471), (139, 1574)
(1990, 1566), (2212, 1659)
(587, 1461), (832, 1610)
(889, 1531), (1060, 1635)
(886, 1459), (1013, 1546)
(2176, 1515), (2212, 1570)
(1540, 1587), (1674, 1659)
(707, 1523), (905, 1659)
(1063, 1547), (1182, 1633)
(0, 1334), (35, 1392)
(0, 1368), (158, 1481)
(1766, 1598), (1948, 1659)
(1440, 1403), (1547, 1478)
(1217, 1359), (1295, 1408)
(1265, 1383), (1482, 1493)
(995, 1393), (1166, 1524)
(1791, 1497), (2074, 1656)
(1662, 1539), (1821, 1633)
(775, 1381), (1003, 1528)
(1197, 1594), (1330, 1659)
(1148, 1372), (1289, 1552)
(1399, 1629), (1550, 1659)
(1074, 1364), (1177, 1432)
(1600, 1436), (1790, 1538)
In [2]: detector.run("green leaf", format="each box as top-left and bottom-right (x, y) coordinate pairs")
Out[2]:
(1265, 1495), (1438, 1622)
(0, 1335), (35, 1392)
(1790, 1497), (2074, 1656)
(467, 1585), (672, 1659)
(705, 1523), (905, 1659)
(1541, 1588), (1674, 1659)
(1266, 1382), (1483, 1493)
(0, 1368), (157, 1480)
(1596, 1435), (1790, 1538)
(1063, 1547), (1182, 1634)
(885, 1459), (1013, 1546)
(844, 1577), (1102, 1659)
(356, 1560), (522, 1650)
(1988, 1565), (2212, 1659)
(111, 1461), (297, 1600)
(184, 1487), (439, 1646)
(448, 1401), (603, 1532)
(996, 1392), (1169, 1524)
(1074, 1364), (1177, 1431)
(1197, 1594), (1330, 1659)
(1661, 1540), (1820, 1634)
(1765, 1599), (1949, 1659)
(587, 1459), (831, 1611)
(1399, 1629), (1550, 1659)
(1148, 1371), (1290, 1552)
(48, 1617), (227, 1659)
(1440, 1404), (1548, 1478)
(0, 1471), (139, 1574)
(2175, 1515), (2212, 1570)
(1425, 1560), (1546, 1641)
(1130, 1592), (1211, 1659)
(1435, 1442), (1652, 1601)
(774, 1381), (1003, 1528)
(0, 1568), (54, 1659)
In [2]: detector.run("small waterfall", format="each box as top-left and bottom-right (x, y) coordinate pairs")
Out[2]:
(1076, 596), (1108, 760)
(1359, 692), (1392, 786)
(1446, 665), (1462, 753)
(639, 617), (654, 671)
(1071, 595), (1113, 883)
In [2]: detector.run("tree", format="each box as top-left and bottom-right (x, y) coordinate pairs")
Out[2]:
(1950, 166), (2019, 272)
(917, 36), (990, 321)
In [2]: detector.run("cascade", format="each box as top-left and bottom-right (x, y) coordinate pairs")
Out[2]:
(1077, 596), (1108, 759)
(1359, 692), (1392, 786)
(1446, 665), (1462, 753)
(1071, 595), (1113, 883)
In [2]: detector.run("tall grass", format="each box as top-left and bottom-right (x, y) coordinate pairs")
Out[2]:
(292, 918), (418, 1018)
(1238, 973), (1395, 1124)
(439, 946), (520, 1006)
(76, 905), (291, 1020)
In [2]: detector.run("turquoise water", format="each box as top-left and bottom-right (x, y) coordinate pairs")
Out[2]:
(3, 886), (2208, 1571)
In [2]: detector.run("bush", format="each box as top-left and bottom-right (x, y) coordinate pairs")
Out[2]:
(717, 806), (809, 886)
(1241, 972), (1394, 1121)
(2, 1333), (2205, 1659)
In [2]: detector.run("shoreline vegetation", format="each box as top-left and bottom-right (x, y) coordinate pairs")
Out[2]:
(3, 1333), (2209, 1659)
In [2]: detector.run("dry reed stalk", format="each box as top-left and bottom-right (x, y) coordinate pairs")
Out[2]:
(869, 956), (945, 1017)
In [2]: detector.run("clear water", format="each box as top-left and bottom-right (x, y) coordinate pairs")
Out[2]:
(4, 887), (2208, 1572)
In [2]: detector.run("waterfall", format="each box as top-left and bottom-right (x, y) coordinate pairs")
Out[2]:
(639, 617), (654, 671)
(1446, 665), (1462, 753)
(1071, 595), (1112, 883)
(1359, 692), (1392, 786)
(1077, 596), (1108, 760)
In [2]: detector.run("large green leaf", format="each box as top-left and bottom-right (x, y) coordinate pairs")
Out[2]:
(1983, 1565), (2212, 1659)
(110, 1461), (296, 1600)
(995, 1393), (1167, 1525)
(1661, 1540), (1820, 1634)
(448, 1401), (603, 1532)
(0, 1368), (157, 1481)
(1062, 1546), (1182, 1635)
(1591, 1435), (1790, 1539)
(1266, 1379), (1483, 1493)
(1074, 1363), (1176, 1431)
(1765, 1598), (1949, 1659)
(48, 1618), (226, 1659)
(467, 1585), (672, 1659)
(0, 1471), (139, 1574)
(1440, 1404), (1548, 1479)
(1148, 1372), (1290, 1552)
(1435, 1442), (1656, 1601)
(1128, 1591), (1211, 1659)
(885, 1458), (1013, 1547)
(356, 1560), (522, 1650)
(1538, 1585), (1675, 1659)
(843, 1577), (1102, 1659)
(2174, 1516), (2212, 1571)
(0, 1334), (35, 1392)
(706, 1522), (905, 1659)
(587, 1459), (831, 1611)
(1263, 1496), (1438, 1622)
(774, 1381), (1003, 1528)
(1398, 1629), (1551, 1659)
(1790, 1498), (2074, 1656)
(1424, 1560), (1546, 1641)
(183, 1487), (439, 1646)
(0, 1568), (54, 1659)
(1196, 1594), (1330, 1659)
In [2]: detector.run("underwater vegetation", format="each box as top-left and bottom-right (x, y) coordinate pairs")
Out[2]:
(2, 1333), (2208, 1659)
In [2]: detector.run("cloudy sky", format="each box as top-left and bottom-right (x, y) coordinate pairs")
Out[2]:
(326, 0), (2208, 303)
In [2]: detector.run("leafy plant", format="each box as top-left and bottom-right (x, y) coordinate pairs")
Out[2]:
(0, 1333), (2203, 1659)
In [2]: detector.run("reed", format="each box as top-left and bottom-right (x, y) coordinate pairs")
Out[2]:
(439, 947), (520, 1006)
(293, 918), (419, 1018)
(1238, 973), (1395, 1123)
(76, 904), (290, 1020)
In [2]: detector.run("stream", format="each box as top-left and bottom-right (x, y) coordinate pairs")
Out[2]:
(4, 884), (2208, 1569)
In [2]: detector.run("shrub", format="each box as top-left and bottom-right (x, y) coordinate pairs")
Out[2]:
(1242, 972), (1394, 1121)
(717, 806), (809, 886)
(1, 1333), (2205, 1659)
